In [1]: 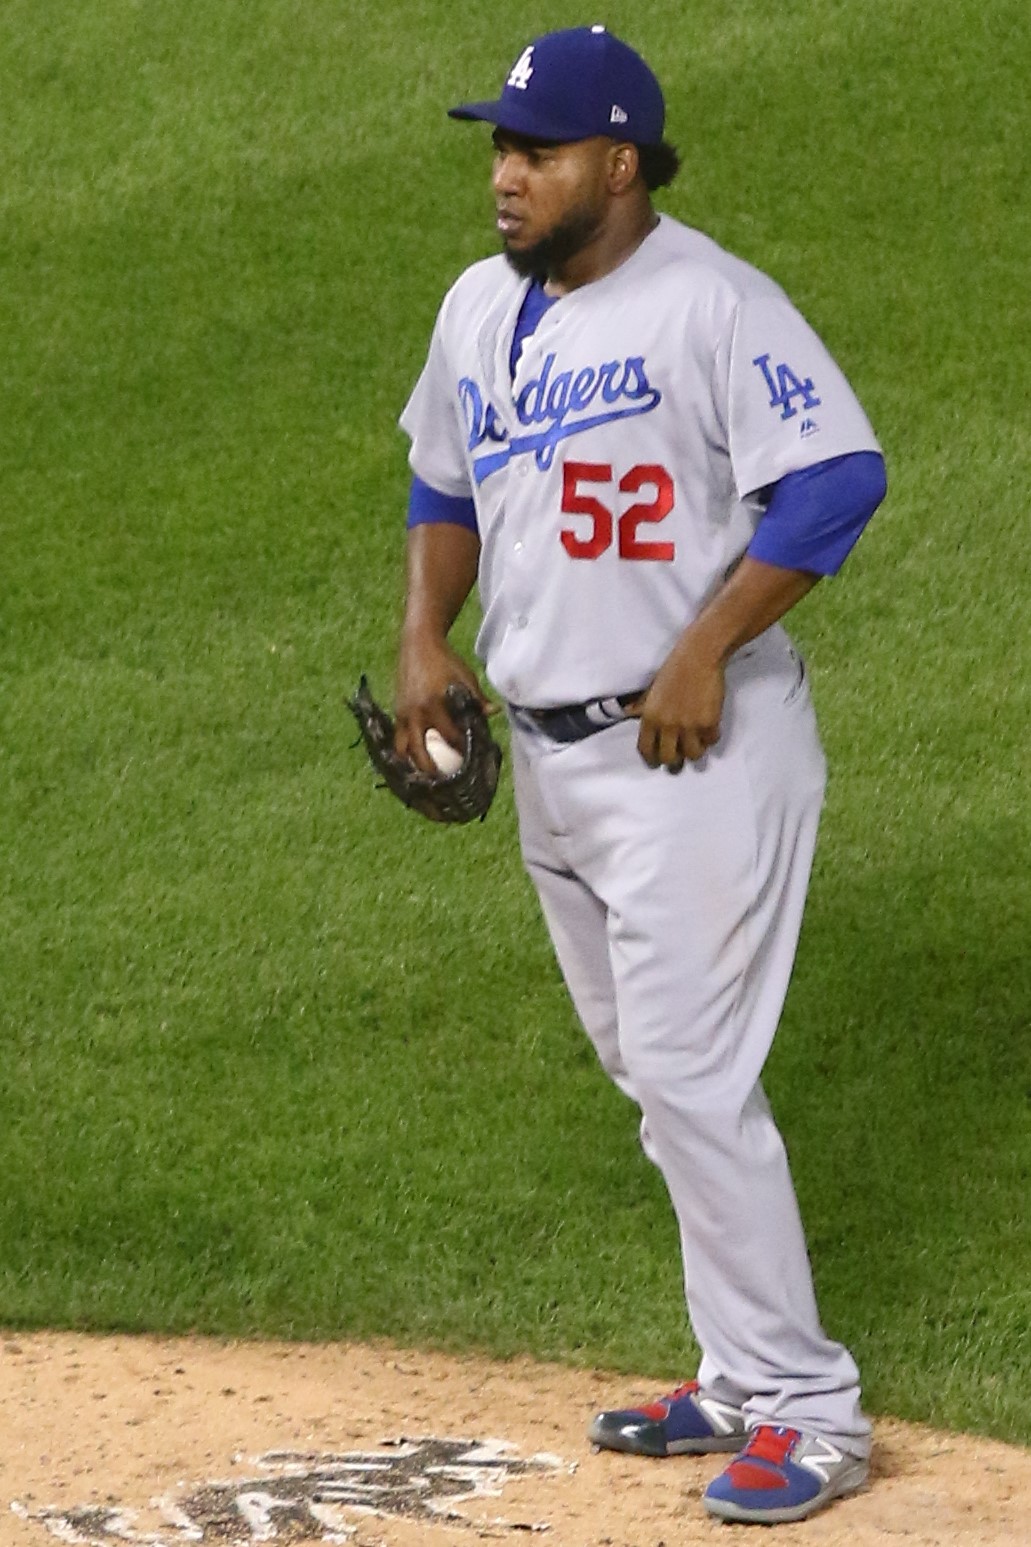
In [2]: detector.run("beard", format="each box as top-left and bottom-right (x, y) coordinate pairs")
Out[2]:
(502, 202), (604, 281)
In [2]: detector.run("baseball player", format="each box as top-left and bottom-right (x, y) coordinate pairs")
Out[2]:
(391, 26), (886, 1526)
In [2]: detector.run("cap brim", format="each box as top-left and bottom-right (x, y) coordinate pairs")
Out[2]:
(447, 98), (588, 142)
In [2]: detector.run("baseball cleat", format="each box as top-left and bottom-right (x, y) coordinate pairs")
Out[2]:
(588, 1379), (746, 1456)
(702, 1424), (869, 1524)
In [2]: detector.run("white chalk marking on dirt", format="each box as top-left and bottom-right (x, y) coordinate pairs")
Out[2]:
(11, 1437), (563, 1543)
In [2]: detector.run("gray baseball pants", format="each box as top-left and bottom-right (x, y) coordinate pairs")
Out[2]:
(508, 631), (870, 1456)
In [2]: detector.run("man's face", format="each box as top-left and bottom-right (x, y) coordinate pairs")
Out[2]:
(491, 129), (614, 279)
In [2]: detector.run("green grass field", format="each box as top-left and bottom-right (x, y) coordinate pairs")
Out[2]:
(1, 0), (1028, 1445)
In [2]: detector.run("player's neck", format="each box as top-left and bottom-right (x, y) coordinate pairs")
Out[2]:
(544, 205), (659, 297)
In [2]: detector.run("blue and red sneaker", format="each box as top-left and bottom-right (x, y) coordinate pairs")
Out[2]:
(703, 1424), (869, 1523)
(588, 1379), (746, 1457)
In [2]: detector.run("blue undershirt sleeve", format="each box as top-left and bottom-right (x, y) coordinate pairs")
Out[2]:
(406, 474), (478, 534)
(746, 451), (887, 576)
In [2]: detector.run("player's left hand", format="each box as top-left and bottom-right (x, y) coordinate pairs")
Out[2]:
(628, 641), (725, 772)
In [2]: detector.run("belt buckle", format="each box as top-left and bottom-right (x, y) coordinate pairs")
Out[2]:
(583, 695), (628, 727)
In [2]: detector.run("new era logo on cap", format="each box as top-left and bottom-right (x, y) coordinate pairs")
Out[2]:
(449, 26), (665, 146)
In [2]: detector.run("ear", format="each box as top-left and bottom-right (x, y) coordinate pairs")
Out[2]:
(608, 142), (641, 194)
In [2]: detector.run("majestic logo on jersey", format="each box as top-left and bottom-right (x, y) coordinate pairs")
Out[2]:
(507, 46), (535, 90)
(459, 352), (662, 484)
(752, 353), (821, 421)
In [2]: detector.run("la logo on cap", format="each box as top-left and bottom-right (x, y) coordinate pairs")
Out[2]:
(507, 45), (534, 90)
(448, 26), (666, 147)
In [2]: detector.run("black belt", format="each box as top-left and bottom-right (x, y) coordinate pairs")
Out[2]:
(510, 690), (643, 744)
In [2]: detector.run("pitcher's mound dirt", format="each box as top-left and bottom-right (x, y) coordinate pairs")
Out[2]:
(3, 1331), (1029, 1546)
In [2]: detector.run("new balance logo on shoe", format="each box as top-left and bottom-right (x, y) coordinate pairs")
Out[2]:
(697, 1394), (750, 1437)
(798, 1434), (844, 1481)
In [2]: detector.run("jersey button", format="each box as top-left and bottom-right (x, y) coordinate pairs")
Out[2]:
(514, 615), (529, 629)
(513, 541), (524, 554)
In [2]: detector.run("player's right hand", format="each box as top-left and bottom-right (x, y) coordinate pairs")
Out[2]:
(394, 637), (497, 774)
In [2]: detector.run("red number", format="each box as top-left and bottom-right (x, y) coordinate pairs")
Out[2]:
(618, 464), (676, 561)
(560, 462), (613, 559)
(559, 461), (676, 561)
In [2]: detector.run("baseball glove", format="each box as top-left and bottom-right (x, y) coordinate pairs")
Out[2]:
(348, 674), (503, 824)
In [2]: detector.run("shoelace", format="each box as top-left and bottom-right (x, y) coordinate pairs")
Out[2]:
(657, 1380), (699, 1402)
(636, 1380), (699, 1418)
(740, 1425), (801, 1466)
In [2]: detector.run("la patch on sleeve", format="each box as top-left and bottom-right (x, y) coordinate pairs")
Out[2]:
(752, 352), (822, 421)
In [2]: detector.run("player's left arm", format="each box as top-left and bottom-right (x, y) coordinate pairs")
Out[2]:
(633, 556), (815, 769)
(634, 450), (886, 770)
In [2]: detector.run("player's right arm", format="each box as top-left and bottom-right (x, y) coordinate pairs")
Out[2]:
(394, 521), (492, 773)
(396, 277), (503, 769)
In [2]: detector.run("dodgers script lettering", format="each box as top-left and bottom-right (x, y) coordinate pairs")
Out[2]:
(459, 352), (663, 484)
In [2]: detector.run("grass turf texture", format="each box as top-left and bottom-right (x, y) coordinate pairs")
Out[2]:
(1, 0), (1028, 1445)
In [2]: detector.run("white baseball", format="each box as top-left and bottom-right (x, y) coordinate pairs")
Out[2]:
(424, 727), (464, 775)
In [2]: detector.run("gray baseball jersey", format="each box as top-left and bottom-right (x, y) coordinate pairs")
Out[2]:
(401, 212), (880, 707)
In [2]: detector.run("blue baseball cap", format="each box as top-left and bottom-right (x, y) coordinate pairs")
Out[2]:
(449, 26), (665, 146)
